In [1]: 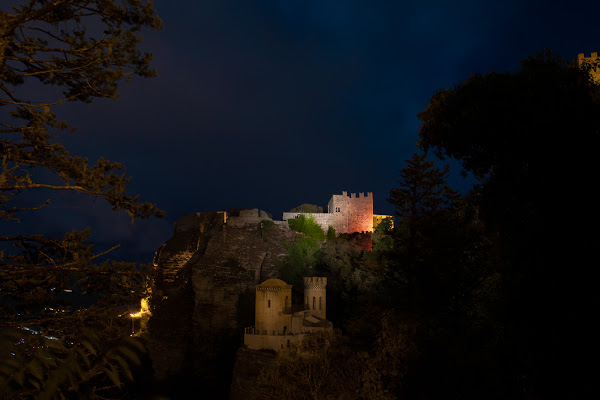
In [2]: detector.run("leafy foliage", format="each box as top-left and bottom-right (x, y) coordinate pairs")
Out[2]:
(326, 225), (336, 241)
(287, 214), (325, 241)
(279, 237), (321, 292)
(0, 1), (162, 398)
(260, 219), (275, 240)
(412, 50), (599, 397)
(389, 152), (459, 225)
(251, 330), (392, 400)
(281, 215), (327, 294)
(249, 50), (599, 400)
(0, 327), (146, 399)
(372, 217), (393, 253)
(0, 1), (162, 320)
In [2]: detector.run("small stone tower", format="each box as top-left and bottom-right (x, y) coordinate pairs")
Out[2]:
(576, 52), (600, 84)
(304, 277), (327, 320)
(255, 279), (292, 334)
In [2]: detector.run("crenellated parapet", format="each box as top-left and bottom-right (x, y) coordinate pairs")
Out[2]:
(576, 52), (600, 84)
(304, 276), (327, 320)
(303, 277), (327, 290)
(283, 191), (374, 234)
(244, 277), (332, 352)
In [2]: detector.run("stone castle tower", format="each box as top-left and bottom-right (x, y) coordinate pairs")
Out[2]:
(576, 52), (600, 84)
(244, 277), (332, 352)
(304, 277), (327, 320)
(283, 191), (378, 234)
(254, 279), (292, 334)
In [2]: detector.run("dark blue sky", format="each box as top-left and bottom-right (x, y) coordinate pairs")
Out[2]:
(7, 0), (600, 262)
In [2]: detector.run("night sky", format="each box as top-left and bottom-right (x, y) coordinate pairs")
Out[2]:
(8, 0), (600, 263)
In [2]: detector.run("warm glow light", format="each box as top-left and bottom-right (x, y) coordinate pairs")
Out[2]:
(129, 297), (150, 318)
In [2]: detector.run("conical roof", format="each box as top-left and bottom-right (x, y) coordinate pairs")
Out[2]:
(258, 278), (290, 287)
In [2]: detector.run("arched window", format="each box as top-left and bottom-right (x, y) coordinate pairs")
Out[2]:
(319, 296), (322, 310)
(313, 296), (316, 310)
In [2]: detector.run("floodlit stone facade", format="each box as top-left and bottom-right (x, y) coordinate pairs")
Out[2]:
(244, 277), (332, 352)
(283, 191), (377, 234)
(221, 192), (392, 237)
(576, 52), (600, 84)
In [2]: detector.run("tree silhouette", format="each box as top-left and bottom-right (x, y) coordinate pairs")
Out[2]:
(417, 50), (600, 397)
(1, 1), (163, 396)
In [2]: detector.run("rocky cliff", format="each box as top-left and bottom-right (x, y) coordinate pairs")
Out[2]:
(229, 347), (277, 400)
(146, 211), (293, 397)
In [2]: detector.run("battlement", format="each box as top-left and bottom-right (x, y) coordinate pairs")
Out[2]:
(245, 277), (332, 352)
(282, 191), (374, 234)
(577, 52), (599, 60)
(576, 52), (600, 84)
(303, 277), (327, 286)
(348, 192), (372, 198)
(226, 208), (272, 227)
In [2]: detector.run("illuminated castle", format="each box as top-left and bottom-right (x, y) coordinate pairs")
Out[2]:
(576, 52), (600, 84)
(283, 191), (391, 234)
(225, 191), (392, 235)
(243, 277), (332, 352)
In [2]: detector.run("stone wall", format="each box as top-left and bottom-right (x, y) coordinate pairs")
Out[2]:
(243, 330), (306, 352)
(577, 52), (600, 84)
(281, 212), (337, 233)
(282, 191), (373, 234)
(226, 208), (272, 227)
(328, 193), (350, 233)
(255, 281), (292, 333)
(347, 192), (373, 233)
(304, 277), (327, 320)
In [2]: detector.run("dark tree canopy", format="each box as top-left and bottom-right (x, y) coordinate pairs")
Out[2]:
(418, 51), (600, 232)
(416, 50), (600, 397)
(0, 2), (163, 396)
(389, 152), (459, 222)
(0, 0), (163, 315)
(419, 50), (600, 179)
(0, 0), (163, 222)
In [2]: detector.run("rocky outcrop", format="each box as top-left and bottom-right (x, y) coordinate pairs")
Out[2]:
(230, 347), (277, 400)
(147, 212), (293, 397)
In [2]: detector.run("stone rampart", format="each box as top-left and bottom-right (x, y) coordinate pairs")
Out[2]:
(347, 192), (373, 233)
(577, 52), (600, 84)
(174, 212), (226, 233)
(243, 324), (332, 352)
(244, 332), (305, 351)
(282, 212), (337, 233)
(282, 191), (374, 234)
(227, 208), (272, 227)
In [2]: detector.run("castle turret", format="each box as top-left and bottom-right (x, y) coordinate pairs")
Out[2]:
(304, 277), (327, 320)
(255, 279), (292, 334)
(576, 52), (600, 84)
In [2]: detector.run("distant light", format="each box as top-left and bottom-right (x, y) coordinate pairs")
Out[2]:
(63, 289), (72, 293)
